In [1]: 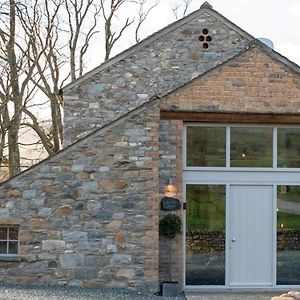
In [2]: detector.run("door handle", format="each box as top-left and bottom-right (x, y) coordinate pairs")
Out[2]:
(231, 238), (236, 243)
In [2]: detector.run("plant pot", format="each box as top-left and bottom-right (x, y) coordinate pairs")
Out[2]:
(161, 281), (181, 297)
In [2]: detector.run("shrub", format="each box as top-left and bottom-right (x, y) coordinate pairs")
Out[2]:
(159, 214), (182, 238)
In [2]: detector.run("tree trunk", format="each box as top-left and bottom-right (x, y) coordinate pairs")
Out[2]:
(7, 0), (21, 176)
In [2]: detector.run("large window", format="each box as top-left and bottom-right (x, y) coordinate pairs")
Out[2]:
(185, 185), (226, 285)
(278, 128), (300, 168)
(186, 126), (226, 167)
(277, 186), (300, 285)
(230, 127), (273, 167)
(185, 125), (300, 169)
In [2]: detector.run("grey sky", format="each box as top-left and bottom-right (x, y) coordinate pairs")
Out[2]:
(208, 0), (300, 65)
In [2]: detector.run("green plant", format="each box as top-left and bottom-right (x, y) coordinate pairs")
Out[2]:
(159, 214), (182, 238)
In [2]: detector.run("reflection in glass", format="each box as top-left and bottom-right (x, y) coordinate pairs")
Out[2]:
(8, 242), (18, 254)
(278, 128), (300, 168)
(277, 186), (300, 285)
(9, 228), (18, 240)
(0, 241), (7, 254)
(230, 127), (273, 167)
(186, 185), (225, 285)
(0, 228), (7, 240)
(186, 126), (226, 167)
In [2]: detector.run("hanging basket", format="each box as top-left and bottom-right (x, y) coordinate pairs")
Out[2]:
(159, 214), (182, 238)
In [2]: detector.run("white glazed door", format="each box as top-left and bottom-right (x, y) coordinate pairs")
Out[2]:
(229, 185), (273, 287)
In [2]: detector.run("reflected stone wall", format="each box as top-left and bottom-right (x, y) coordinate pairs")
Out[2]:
(186, 230), (225, 254)
(186, 229), (300, 255)
(277, 230), (300, 250)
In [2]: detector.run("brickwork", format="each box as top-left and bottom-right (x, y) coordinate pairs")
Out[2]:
(63, 9), (250, 145)
(0, 100), (160, 291)
(161, 46), (300, 113)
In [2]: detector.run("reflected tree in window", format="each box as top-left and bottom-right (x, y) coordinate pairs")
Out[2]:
(186, 127), (226, 167)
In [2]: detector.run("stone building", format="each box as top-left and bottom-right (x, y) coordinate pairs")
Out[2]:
(1, 1), (300, 293)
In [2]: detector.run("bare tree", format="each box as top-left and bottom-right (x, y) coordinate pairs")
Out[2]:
(170, 0), (194, 20)
(14, 0), (101, 155)
(0, 0), (102, 176)
(65, 0), (100, 81)
(100, 0), (135, 61)
(16, 0), (64, 154)
(133, 0), (159, 43)
(0, 64), (11, 173)
(0, 0), (23, 176)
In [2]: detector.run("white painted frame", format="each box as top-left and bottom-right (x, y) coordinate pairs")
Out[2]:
(182, 123), (300, 290)
(183, 123), (300, 172)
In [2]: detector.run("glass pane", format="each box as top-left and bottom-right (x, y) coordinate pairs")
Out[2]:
(8, 242), (18, 255)
(230, 127), (273, 167)
(277, 186), (300, 285)
(0, 228), (7, 240)
(9, 227), (18, 240)
(278, 128), (300, 168)
(0, 241), (7, 254)
(186, 126), (226, 167)
(186, 185), (225, 285)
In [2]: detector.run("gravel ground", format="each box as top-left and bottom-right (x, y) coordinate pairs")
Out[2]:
(0, 285), (186, 300)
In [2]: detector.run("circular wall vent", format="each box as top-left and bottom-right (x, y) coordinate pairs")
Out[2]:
(199, 28), (212, 49)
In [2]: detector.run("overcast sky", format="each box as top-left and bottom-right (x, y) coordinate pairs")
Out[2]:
(207, 0), (300, 65)
(107, 0), (300, 67)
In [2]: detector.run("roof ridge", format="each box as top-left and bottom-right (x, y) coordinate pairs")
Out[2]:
(0, 96), (160, 186)
(63, 4), (254, 92)
(200, 2), (213, 9)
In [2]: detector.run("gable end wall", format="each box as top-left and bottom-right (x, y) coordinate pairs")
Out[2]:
(64, 11), (250, 146)
(0, 100), (160, 292)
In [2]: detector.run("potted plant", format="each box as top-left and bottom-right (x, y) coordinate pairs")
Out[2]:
(159, 213), (182, 297)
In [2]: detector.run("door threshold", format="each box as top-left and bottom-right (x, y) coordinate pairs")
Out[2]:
(184, 286), (294, 293)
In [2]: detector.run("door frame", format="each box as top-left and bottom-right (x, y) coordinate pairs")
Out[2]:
(183, 179), (300, 290)
(182, 123), (300, 290)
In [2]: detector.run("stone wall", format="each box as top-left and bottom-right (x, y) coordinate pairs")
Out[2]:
(161, 46), (300, 113)
(158, 120), (183, 285)
(0, 100), (160, 292)
(63, 8), (250, 146)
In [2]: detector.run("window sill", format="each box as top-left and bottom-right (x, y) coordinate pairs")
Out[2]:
(0, 256), (21, 262)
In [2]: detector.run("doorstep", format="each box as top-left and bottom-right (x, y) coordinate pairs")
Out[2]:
(185, 290), (288, 300)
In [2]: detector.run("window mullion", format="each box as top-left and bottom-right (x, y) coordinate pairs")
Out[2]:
(226, 126), (230, 168)
(6, 227), (9, 255)
(273, 127), (277, 169)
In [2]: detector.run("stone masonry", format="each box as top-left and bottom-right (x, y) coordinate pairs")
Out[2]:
(159, 120), (183, 285)
(0, 99), (160, 291)
(63, 5), (251, 146)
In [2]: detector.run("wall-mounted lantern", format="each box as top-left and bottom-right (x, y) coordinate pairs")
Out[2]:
(161, 179), (181, 211)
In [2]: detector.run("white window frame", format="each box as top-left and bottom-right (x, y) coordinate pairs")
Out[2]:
(184, 123), (300, 172)
(0, 225), (20, 258)
(183, 123), (300, 290)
